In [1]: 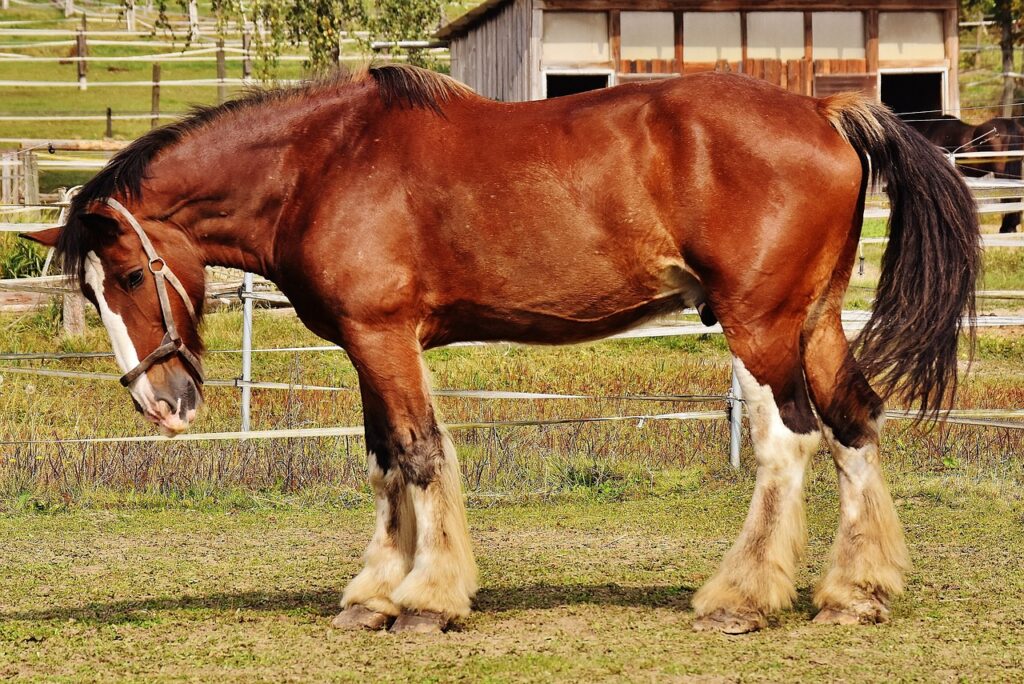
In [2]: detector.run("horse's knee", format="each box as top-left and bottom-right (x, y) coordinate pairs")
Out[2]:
(393, 426), (446, 488)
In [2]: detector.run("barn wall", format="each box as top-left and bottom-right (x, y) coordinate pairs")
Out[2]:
(449, 0), (532, 102)
(445, 2), (959, 109)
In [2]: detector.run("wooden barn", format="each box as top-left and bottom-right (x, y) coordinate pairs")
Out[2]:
(438, 1), (960, 116)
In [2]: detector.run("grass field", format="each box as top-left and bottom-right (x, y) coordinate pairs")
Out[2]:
(1, 474), (1022, 681)
(1, 6), (1023, 681)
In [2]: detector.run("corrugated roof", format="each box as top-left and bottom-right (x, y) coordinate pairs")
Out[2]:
(435, 0), (514, 41)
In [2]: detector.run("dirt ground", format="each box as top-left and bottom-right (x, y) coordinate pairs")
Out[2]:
(2, 473), (1022, 683)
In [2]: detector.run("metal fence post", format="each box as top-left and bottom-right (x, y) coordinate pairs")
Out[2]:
(728, 361), (743, 468)
(240, 272), (254, 431)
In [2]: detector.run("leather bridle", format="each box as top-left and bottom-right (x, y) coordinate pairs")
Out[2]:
(103, 198), (205, 388)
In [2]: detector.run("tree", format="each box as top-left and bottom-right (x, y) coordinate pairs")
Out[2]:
(963, 0), (1023, 115)
(147, 1), (444, 79)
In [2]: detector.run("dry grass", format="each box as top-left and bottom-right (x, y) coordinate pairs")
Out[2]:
(0, 300), (1022, 507)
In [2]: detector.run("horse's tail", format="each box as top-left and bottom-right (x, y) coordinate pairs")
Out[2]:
(819, 93), (981, 419)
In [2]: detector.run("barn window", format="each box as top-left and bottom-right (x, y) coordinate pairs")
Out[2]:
(879, 12), (944, 61)
(880, 71), (945, 115)
(812, 12), (865, 60)
(682, 12), (742, 63)
(545, 72), (612, 98)
(620, 11), (675, 61)
(542, 12), (610, 66)
(746, 12), (804, 61)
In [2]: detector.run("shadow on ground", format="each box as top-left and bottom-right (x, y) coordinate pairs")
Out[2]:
(2, 583), (701, 625)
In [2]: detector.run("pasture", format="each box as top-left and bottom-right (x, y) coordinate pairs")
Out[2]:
(2, 3), (1024, 681)
(1, 301), (1023, 680)
(2, 477), (1023, 681)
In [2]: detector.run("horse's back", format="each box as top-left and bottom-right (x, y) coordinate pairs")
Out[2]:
(308, 72), (865, 347)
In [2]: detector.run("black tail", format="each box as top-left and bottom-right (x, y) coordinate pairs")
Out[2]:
(821, 94), (981, 419)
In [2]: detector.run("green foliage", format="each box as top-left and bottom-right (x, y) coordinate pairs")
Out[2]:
(0, 233), (47, 279)
(370, 0), (445, 67)
(174, 0), (447, 77)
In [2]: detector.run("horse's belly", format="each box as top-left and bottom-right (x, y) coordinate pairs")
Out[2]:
(420, 257), (704, 348)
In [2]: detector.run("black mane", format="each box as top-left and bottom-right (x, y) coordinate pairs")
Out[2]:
(57, 64), (474, 280)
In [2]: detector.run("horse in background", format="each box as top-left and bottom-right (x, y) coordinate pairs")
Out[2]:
(905, 114), (1023, 233)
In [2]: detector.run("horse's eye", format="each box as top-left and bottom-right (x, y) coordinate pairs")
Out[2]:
(125, 269), (145, 290)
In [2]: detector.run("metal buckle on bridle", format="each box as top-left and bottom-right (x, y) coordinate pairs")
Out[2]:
(103, 198), (205, 388)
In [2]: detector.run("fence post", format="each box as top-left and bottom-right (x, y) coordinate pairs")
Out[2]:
(125, 0), (136, 32)
(64, 0), (74, 18)
(728, 362), (743, 469)
(76, 29), (87, 91)
(0, 153), (14, 204)
(23, 152), (39, 206)
(43, 187), (73, 276)
(240, 272), (254, 431)
(7, 152), (22, 204)
(150, 63), (161, 129)
(242, 28), (252, 80)
(1, 0), (9, 10)
(105, 107), (113, 138)
(62, 291), (86, 336)
(188, 0), (200, 42)
(216, 39), (226, 103)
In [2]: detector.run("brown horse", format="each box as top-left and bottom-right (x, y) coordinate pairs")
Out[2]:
(24, 65), (980, 634)
(906, 113), (1023, 233)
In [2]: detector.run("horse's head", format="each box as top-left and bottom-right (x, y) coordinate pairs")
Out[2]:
(25, 197), (206, 436)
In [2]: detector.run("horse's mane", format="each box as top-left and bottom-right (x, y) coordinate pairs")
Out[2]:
(57, 65), (474, 280)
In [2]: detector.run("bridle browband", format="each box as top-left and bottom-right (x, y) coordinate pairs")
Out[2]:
(103, 198), (205, 388)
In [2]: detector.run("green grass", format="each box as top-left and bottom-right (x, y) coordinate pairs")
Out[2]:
(0, 473), (1022, 681)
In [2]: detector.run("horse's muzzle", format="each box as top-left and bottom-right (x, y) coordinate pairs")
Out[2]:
(141, 371), (203, 436)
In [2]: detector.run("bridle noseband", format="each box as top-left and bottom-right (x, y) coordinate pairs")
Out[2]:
(103, 198), (205, 388)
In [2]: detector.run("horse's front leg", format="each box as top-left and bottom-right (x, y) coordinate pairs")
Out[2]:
(333, 328), (477, 633)
(332, 441), (416, 630)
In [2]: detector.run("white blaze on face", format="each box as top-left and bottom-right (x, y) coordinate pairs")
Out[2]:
(83, 251), (160, 416)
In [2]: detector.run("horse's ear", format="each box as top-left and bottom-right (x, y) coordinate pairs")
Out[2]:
(19, 226), (62, 247)
(79, 200), (124, 238)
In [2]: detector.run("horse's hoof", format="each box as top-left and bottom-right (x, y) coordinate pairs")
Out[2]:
(813, 599), (890, 626)
(692, 608), (766, 634)
(389, 610), (450, 634)
(331, 605), (392, 631)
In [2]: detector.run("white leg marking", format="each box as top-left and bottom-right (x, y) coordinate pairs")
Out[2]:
(341, 454), (415, 616)
(693, 358), (820, 617)
(390, 430), (477, 618)
(815, 421), (910, 614)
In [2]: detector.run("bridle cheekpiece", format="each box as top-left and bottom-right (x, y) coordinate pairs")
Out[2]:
(103, 198), (205, 387)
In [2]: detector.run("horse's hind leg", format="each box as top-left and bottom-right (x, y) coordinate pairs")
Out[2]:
(692, 323), (821, 634)
(335, 328), (477, 633)
(802, 311), (910, 624)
